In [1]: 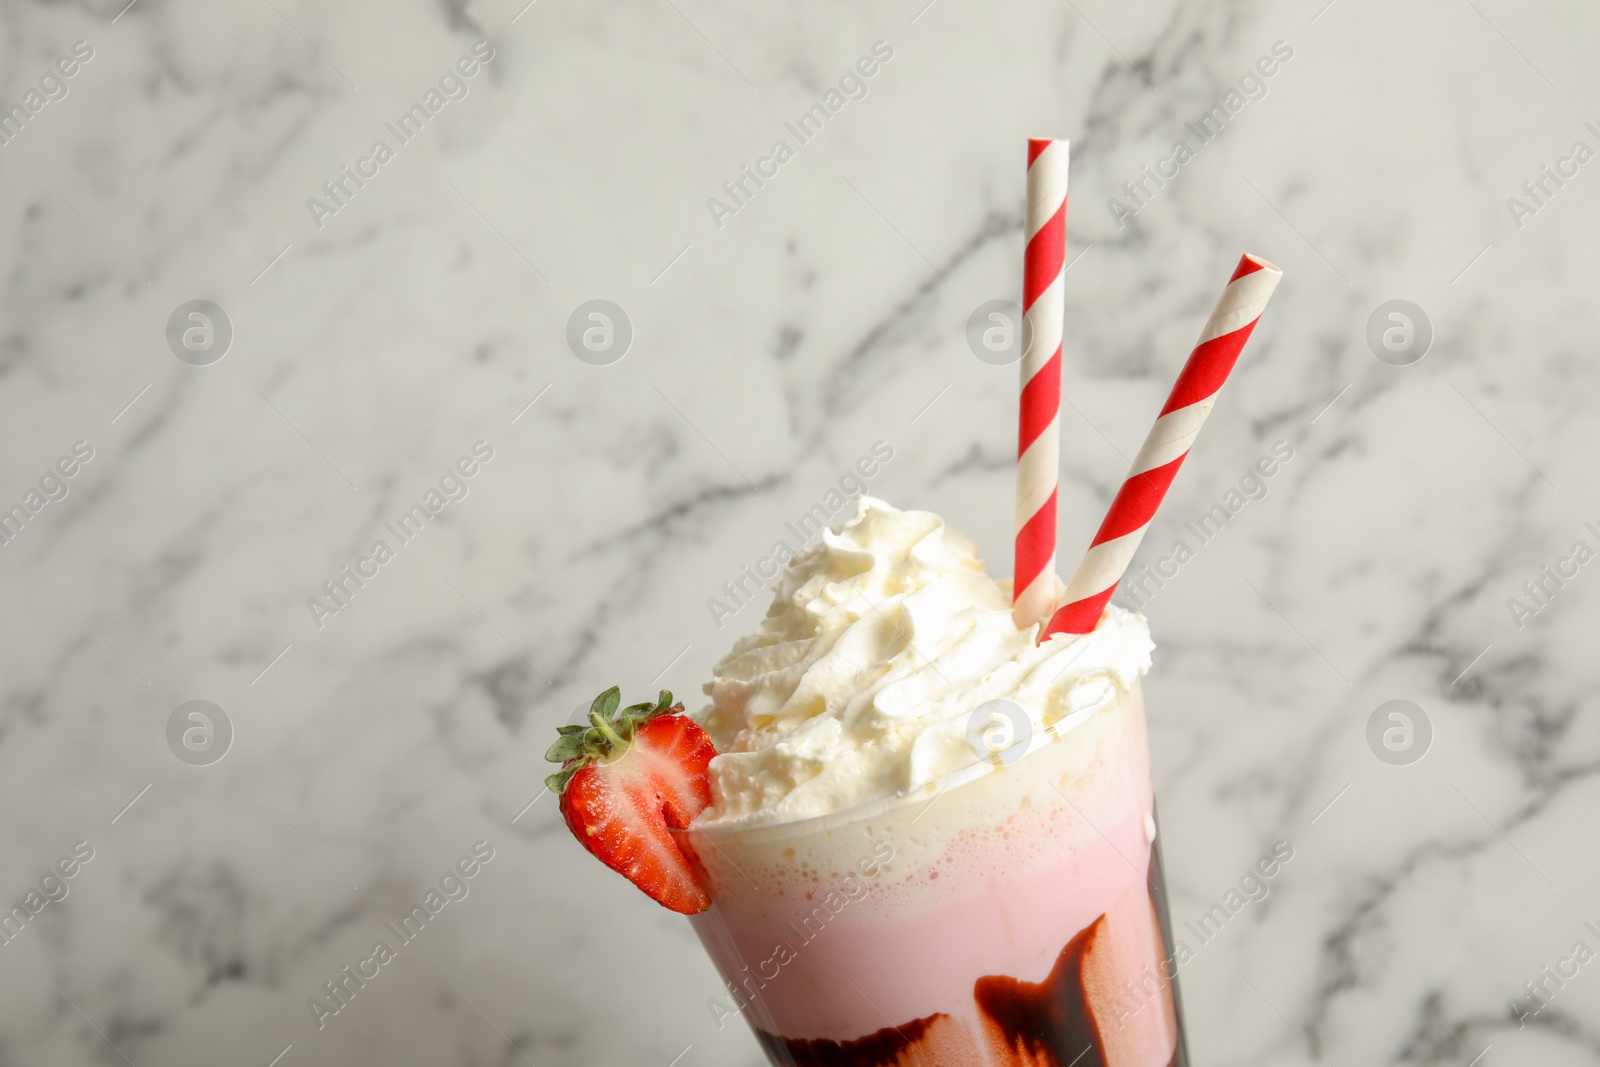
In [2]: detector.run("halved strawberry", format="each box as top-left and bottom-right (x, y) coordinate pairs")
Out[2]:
(545, 687), (716, 914)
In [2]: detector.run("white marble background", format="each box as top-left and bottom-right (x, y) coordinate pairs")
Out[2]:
(0, 0), (1597, 1063)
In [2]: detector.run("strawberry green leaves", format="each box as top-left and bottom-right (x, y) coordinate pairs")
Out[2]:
(544, 687), (683, 794)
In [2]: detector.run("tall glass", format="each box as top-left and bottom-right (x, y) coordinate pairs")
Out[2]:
(682, 681), (1188, 1067)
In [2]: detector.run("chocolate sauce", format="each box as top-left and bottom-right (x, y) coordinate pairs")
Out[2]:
(975, 915), (1110, 1067)
(756, 1013), (944, 1066)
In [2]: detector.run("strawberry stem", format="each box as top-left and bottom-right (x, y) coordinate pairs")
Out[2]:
(589, 710), (627, 748)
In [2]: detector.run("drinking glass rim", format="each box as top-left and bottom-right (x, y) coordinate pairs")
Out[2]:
(676, 693), (1126, 845)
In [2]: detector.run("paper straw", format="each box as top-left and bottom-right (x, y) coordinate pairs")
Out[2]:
(1013, 138), (1068, 630)
(1043, 254), (1283, 638)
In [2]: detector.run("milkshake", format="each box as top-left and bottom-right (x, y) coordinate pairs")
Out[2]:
(543, 250), (1280, 1065)
(683, 499), (1186, 1066)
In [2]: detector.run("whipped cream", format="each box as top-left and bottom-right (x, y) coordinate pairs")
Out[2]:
(694, 497), (1153, 829)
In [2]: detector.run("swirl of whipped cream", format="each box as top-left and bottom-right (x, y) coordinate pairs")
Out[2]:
(694, 497), (1153, 828)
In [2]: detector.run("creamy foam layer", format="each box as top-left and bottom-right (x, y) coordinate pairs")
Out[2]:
(694, 497), (1153, 829)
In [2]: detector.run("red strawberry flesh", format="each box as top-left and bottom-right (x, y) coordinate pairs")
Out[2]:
(548, 690), (716, 914)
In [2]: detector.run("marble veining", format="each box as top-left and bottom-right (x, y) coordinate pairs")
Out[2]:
(0, 0), (1597, 1064)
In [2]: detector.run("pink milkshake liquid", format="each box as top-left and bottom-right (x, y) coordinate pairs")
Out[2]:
(684, 681), (1186, 1067)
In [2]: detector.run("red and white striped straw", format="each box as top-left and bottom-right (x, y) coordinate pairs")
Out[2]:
(1013, 138), (1068, 631)
(1042, 254), (1283, 639)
